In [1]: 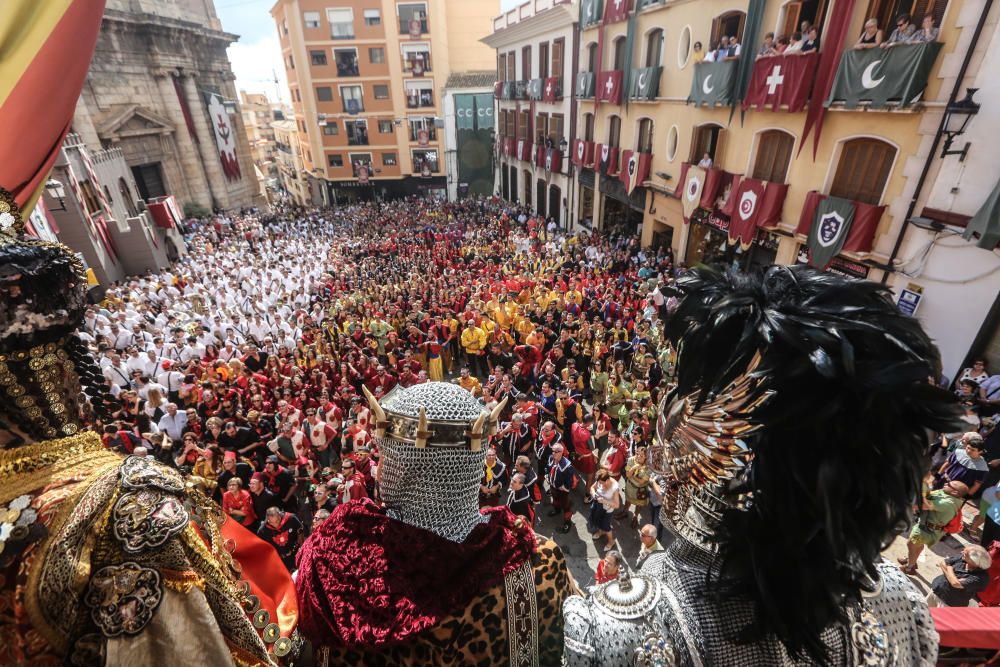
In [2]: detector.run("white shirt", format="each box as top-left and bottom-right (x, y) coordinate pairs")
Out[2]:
(158, 412), (188, 441)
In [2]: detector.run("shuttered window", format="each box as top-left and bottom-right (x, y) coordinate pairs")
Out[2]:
(752, 130), (795, 183)
(830, 138), (896, 205)
(552, 39), (565, 84)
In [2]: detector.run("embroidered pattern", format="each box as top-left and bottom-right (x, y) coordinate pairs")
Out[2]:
(504, 559), (539, 667)
(112, 489), (189, 553)
(119, 455), (185, 493)
(84, 562), (163, 637)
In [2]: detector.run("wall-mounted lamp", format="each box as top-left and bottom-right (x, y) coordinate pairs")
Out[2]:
(941, 88), (980, 162)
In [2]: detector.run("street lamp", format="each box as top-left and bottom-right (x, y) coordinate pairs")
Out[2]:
(45, 179), (67, 211)
(940, 88), (980, 162)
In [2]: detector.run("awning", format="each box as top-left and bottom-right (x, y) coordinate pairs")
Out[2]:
(933, 607), (1000, 651)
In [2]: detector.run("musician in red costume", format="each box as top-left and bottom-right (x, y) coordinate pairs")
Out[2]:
(296, 383), (577, 665)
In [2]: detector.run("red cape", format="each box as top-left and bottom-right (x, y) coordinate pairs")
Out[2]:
(295, 498), (535, 648)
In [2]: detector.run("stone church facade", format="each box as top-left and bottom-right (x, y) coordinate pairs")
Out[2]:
(71, 0), (259, 213)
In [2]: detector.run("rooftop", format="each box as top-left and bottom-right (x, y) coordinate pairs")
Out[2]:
(444, 71), (498, 90)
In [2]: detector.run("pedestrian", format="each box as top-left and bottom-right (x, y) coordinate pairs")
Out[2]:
(589, 469), (621, 552)
(546, 444), (577, 534)
(927, 545), (992, 607)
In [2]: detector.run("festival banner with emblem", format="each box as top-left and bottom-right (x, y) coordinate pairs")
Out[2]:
(527, 78), (544, 101)
(628, 66), (661, 100)
(595, 143), (619, 175)
(0, 0), (107, 212)
(804, 196), (855, 270)
(575, 72), (596, 99)
(742, 52), (819, 112)
(494, 81), (503, 99)
(454, 93), (494, 196)
(619, 150), (651, 195)
(206, 93), (242, 181)
(571, 139), (595, 167)
(826, 42), (942, 109)
(543, 77), (562, 103)
(603, 0), (632, 24)
(796, 190), (884, 266)
(579, 0), (604, 28)
(680, 164), (705, 220)
(544, 148), (563, 173)
(700, 168), (731, 210)
(596, 70), (624, 105)
(514, 80), (528, 100)
(518, 139), (533, 162)
(688, 61), (737, 106)
(725, 177), (766, 248)
(502, 81), (515, 100)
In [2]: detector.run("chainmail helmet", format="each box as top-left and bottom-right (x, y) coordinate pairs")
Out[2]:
(0, 189), (115, 443)
(363, 382), (506, 542)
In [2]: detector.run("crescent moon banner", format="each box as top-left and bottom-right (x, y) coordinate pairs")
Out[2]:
(825, 41), (943, 110)
(689, 61), (737, 106)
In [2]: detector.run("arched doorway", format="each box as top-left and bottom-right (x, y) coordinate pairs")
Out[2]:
(536, 179), (547, 219)
(548, 185), (561, 228)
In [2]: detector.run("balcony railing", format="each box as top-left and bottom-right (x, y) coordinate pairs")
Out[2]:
(406, 92), (435, 108)
(343, 99), (364, 114)
(409, 125), (437, 142)
(335, 58), (360, 77)
(403, 53), (432, 74)
(575, 71), (595, 99)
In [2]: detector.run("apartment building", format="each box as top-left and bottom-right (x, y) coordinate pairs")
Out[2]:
(272, 0), (500, 204)
(564, 0), (995, 379)
(485, 0), (579, 228)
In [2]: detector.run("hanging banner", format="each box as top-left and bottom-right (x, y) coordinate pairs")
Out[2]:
(595, 143), (619, 175)
(681, 165), (705, 220)
(619, 150), (651, 194)
(743, 52), (819, 112)
(206, 93), (241, 181)
(580, 0), (604, 28)
(543, 77), (562, 103)
(628, 66), (661, 100)
(357, 164), (370, 184)
(688, 61), (737, 106)
(603, 0), (632, 24)
(826, 41), (943, 109)
(596, 70), (624, 105)
(799, 0), (857, 158)
(575, 72), (596, 99)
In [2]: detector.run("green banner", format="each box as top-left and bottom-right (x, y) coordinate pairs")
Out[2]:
(629, 66), (661, 100)
(688, 61), (737, 106)
(576, 71), (596, 98)
(733, 0), (766, 116)
(621, 7), (639, 109)
(455, 94), (494, 197)
(808, 196), (856, 270)
(826, 41), (942, 109)
(527, 78), (544, 101)
(580, 0), (603, 27)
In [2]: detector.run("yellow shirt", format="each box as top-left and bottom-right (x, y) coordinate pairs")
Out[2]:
(461, 327), (487, 353)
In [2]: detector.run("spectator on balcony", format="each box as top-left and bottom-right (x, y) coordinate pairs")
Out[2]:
(723, 36), (741, 60)
(756, 32), (777, 58)
(855, 19), (883, 49)
(697, 152), (713, 169)
(883, 13), (916, 48)
(801, 27), (820, 52)
(784, 31), (805, 54)
(692, 41), (705, 63)
(912, 15), (940, 43)
(774, 35), (791, 54)
(705, 38), (726, 62)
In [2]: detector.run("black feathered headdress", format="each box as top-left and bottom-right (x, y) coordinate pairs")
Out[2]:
(663, 264), (961, 664)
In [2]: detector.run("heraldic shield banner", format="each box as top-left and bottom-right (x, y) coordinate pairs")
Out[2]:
(807, 196), (856, 270)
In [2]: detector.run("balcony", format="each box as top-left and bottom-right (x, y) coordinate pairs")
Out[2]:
(408, 125), (437, 142)
(335, 53), (360, 77)
(343, 98), (364, 114)
(628, 66), (661, 100)
(575, 71), (595, 99)
(406, 90), (435, 109)
(826, 42), (942, 110)
(403, 53), (432, 75)
(346, 125), (369, 146)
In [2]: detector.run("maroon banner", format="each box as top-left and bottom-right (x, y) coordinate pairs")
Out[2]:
(758, 182), (789, 228)
(742, 52), (819, 112)
(799, 0), (856, 158)
(619, 150), (651, 194)
(728, 177), (767, 248)
(796, 190), (882, 254)
(544, 148), (563, 173)
(571, 139), (585, 167)
(603, 0), (632, 24)
(504, 137), (515, 157)
(673, 162), (690, 198)
(595, 144), (619, 175)
(596, 70), (624, 105)
(543, 77), (561, 102)
(700, 168), (730, 210)
(494, 81), (503, 99)
(518, 139), (533, 162)
(173, 76), (199, 144)
(535, 145), (546, 168)
(719, 174), (742, 217)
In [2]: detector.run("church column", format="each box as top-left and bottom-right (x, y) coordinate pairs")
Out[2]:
(181, 71), (232, 211)
(152, 68), (211, 208)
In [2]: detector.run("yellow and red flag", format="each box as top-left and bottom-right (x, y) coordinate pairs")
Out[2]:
(0, 0), (106, 212)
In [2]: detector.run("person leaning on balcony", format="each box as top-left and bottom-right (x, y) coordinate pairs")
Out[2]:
(912, 15), (940, 43)
(723, 36), (741, 60)
(756, 32), (777, 58)
(692, 41), (705, 63)
(855, 18), (883, 49)
(883, 13), (916, 47)
(801, 26), (820, 52)
(784, 31), (805, 54)
(774, 35), (791, 54)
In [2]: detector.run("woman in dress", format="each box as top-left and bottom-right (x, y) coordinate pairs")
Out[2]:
(623, 446), (652, 529)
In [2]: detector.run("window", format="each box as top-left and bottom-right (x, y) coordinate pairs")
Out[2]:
(118, 178), (137, 217)
(645, 29), (664, 67)
(382, 152), (397, 166)
(522, 46), (532, 80)
(408, 117), (437, 142)
(539, 42), (549, 80)
(517, 111), (529, 141)
(587, 43), (598, 73)
(752, 130), (795, 183)
(506, 51), (516, 81)
(287, 54), (295, 69)
(710, 11), (746, 46)
(678, 25), (692, 68)
(608, 115), (622, 148)
(402, 43), (432, 73)
(498, 53), (507, 81)
(310, 50), (328, 66)
(552, 38), (565, 84)
(369, 47), (385, 64)
(295, 88), (301, 102)
(865, 0), (946, 44)
(334, 49), (359, 76)
(829, 138), (896, 205)
(316, 86), (333, 102)
(373, 84), (390, 99)
(404, 80), (433, 108)
(549, 113), (564, 146)
(691, 124), (725, 163)
(364, 8), (381, 26)
(350, 153), (373, 177)
(345, 120), (369, 146)
(412, 149), (439, 173)
(535, 112), (549, 145)
(583, 113), (594, 142)
(666, 125), (679, 161)
(637, 118), (654, 153)
(326, 8), (354, 39)
(341, 85), (363, 113)
(378, 120), (394, 133)
(613, 37), (627, 70)
(398, 3), (428, 34)
(298, 120), (306, 132)
(323, 122), (339, 136)
(328, 154), (344, 167)
(303, 11), (321, 29)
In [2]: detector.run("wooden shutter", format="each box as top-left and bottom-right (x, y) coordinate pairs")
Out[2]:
(522, 46), (531, 79)
(613, 38), (627, 70)
(552, 39), (565, 84)
(550, 114), (564, 145)
(752, 130), (795, 183)
(829, 138), (896, 205)
(539, 42), (549, 80)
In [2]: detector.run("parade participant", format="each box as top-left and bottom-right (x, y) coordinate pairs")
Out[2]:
(296, 383), (575, 665)
(563, 265), (960, 666)
(0, 191), (298, 665)
(479, 447), (508, 507)
(506, 472), (534, 523)
(547, 444), (577, 534)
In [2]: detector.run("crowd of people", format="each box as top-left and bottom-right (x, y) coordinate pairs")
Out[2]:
(79, 196), (677, 577)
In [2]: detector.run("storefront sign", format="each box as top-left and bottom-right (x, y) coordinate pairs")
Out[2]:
(897, 284), (923, 317)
